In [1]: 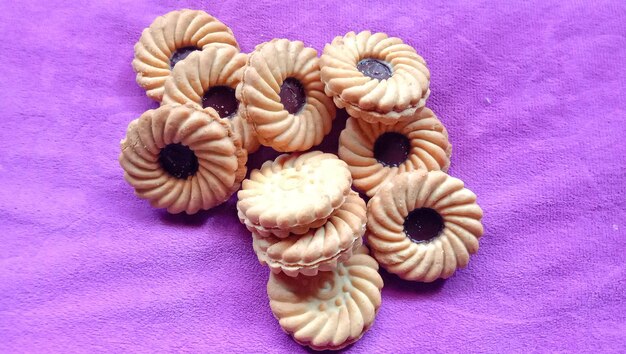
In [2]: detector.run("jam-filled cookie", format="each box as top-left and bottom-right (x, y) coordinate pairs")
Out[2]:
(338, 107), (451, 197)
(252, 191), (367, 277)
(237, 151), (352, 231)
(366, 170), (484, 282)
(119, 103), (247, 214)
(162, 46), (260, 153)
(132, 9), (239, 101)
(320, 31), (430, 124)
(237, 39), (336, 151)
(267, 245), (383, 351)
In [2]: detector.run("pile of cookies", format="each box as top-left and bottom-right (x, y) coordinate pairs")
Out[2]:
(119, 9), (484, 351)
(237, 151), (383, 350)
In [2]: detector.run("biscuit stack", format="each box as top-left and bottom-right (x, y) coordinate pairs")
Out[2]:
(237, 151), (383, 350)
(237, 152), (359, 275)
(120, 9), (485, 352)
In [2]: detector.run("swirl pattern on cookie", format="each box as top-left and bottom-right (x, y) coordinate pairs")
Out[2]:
(267, 245), (383, 351)
(252, 191), (367, 276)
(339, 107), (452, 197)
(132, 9), (239, 101)
(237, 39), (336, 151)
(162, 46), (260, 153)
(366, 170), (484, 282)
(320, 31), (430, 124)
(237, 151), (352, 230)
(119, 104), (247, 214)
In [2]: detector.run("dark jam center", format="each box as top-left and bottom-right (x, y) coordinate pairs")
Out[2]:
(357, 59), (392, 80)
(202, 86), (238, 118)
(404, 208), (444, 243)
(170, 46), (200, 68)
(373, 132), (410, 167)
(279, 78), (306, 114)
(159, 143), (199, 179)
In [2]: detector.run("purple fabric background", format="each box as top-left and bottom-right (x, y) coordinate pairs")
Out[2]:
(1, 0), (625, 352)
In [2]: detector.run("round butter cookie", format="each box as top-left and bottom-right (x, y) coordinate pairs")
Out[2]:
(237, 39), (335, 151)
(119, 103), (246, 214)
(238, 208), (329, 239)
(320, 31), (430, 124)
(366, 170), (484, 282)
(162, 46), (260, 153)
(338, 107), (451, 197)
(267, 245), (383, 351)
(132, 9), (239, 101)
(253, 191), (367, 277)
(237, 151), (352, 231)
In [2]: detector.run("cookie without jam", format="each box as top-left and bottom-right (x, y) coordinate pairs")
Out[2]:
(162, 46), (260, 153)
(119, 104), (247, 214)
(237, 39), (336, 152)
(267, 245), (383, 351)
(338, 107), (452, 197)
(238, 208), (330, 239)
(320, 30), (430, 124)
(132, 9), (239, 101)
(366, 170), (484, 282)
(237, 151), (352, 231)
(252, 191), (367, 277)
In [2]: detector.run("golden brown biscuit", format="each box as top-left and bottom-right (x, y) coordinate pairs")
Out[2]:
(238, 209), (330, 238)
(366, 170), (484, 282)
(162, 46), (260, 153)
(338, 107), (452, 197)
(237, 151), (352, 230)
(237, 39), (336, 151)
(252, 191), (367, 276)
(267, 245), (383, 351)
(132, 9), (239, 101)
(320, 31), (430, 124)
(119, 103), (247, 214)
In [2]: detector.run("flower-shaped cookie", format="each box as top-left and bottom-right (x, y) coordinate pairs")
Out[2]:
(320, 31), (430, 124)
(338, 107), (452, 197)
(252, 191), (367, 277)
(267, 245), (383, 351)
(237, 39), (336, 151)
(119, 103), (247, 214)
(237, 151), (352, 231)
(132, 9), (239, 101)
(366, 170), (484, 282)
(162, 46), (260, 153)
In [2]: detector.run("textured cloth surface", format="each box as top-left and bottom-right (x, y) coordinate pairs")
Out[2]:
(1, 1), (625, 352)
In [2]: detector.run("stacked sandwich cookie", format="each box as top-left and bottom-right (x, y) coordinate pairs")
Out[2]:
(237, 151), (384, 350)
